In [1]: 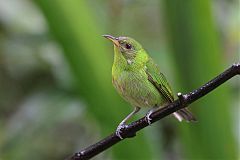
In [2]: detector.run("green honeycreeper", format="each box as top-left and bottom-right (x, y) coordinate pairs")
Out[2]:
(103, 35), (196, 139)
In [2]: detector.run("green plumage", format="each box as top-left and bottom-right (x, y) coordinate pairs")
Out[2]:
(113, 55), (168, 108)
(103, 35), (196, 138)
(111, 36), (173, 108)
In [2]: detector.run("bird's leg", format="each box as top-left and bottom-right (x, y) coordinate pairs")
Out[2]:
(145, 106), (159, 125)
(116, 106), (140, 139)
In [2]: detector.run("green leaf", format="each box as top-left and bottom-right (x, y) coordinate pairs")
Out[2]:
(163, 0), (237, 159)
(33, 0), (154, 159)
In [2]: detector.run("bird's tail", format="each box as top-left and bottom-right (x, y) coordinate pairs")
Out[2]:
(173, 108), (197, 122)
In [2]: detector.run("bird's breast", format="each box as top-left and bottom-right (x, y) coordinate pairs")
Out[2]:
(112, 70), (163, 108)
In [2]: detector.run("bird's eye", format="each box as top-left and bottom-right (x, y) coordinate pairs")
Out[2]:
(125, 43), (132, 49)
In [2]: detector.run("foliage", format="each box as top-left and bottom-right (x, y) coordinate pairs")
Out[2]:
(0, 0), (238, 159)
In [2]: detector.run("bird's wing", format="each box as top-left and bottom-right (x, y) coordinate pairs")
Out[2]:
(145, 58), (174, 102)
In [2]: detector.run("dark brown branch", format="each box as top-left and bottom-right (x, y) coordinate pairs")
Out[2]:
(67, 63), (240, 160)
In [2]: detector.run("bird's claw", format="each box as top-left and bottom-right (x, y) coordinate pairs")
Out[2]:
(116, 123), (128, 139)
(145, 112), (152, 125)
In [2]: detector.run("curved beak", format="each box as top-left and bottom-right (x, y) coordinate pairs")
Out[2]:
(102, 35), (120, 47)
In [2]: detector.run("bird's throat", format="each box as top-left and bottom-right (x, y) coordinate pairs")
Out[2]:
(113, 46), (128, 71)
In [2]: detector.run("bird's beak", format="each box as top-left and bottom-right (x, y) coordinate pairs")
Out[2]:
(102, 35), (120, 47)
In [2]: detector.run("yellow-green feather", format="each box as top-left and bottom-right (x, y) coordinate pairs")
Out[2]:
(145, 58), (174, 102)
(112, 47), (168, 108)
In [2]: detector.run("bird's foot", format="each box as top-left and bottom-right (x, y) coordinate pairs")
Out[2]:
(116, 123), (128, 139)
(145, 111), (153, 125)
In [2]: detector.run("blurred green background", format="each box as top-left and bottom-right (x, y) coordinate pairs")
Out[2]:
(0, 0), (239, 160)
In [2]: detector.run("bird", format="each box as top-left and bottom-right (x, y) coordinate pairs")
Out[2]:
(103, 35), (196, 139)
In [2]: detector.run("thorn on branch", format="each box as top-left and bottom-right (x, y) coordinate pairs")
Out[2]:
(177, 92), (187, 107)
(232, 63), (240, 74)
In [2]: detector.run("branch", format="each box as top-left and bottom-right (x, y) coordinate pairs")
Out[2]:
(67, 63), (240, 160)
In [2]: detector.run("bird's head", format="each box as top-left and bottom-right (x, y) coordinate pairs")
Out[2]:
(103, 35), (146, 65)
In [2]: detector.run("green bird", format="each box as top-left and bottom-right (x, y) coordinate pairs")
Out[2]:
(103, 35), (196, 139)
